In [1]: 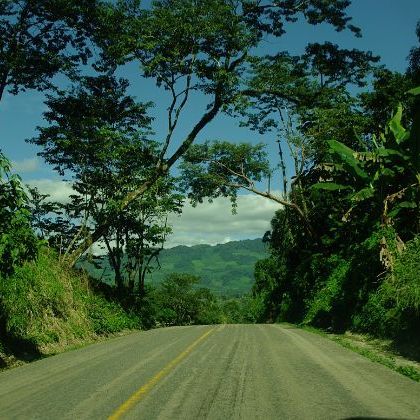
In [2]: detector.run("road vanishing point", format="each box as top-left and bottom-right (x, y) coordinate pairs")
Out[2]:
(0, 324), (420, 419)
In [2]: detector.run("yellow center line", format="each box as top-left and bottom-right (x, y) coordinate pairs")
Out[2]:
(108, 327), (215, 420)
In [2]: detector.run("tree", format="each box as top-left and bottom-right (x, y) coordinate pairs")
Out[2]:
(251, 86), (420, 330)
(25, 185), (75, 253)
(122, 181), (183, 295)
(247, 19), (420, 335)
(30, 75), (182, 290)
(179, 36), (379, 234)
(0, 0), (99, 102)
(312, 95), (420, 252)
(61, 0), (362, 265)
(101, 178), (182, 294)
(154, 273), (219, 326)
(359, 69), (414, 137)
(408, 20), (420, 86)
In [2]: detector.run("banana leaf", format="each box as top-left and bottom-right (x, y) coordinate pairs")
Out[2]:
(389, 104), (409, 144)
(311, 182), (352, 191)
(350, 187), (374, 202)
(327, 140), (369, 181)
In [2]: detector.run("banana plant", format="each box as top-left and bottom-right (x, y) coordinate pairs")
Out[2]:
(312, 88), (419, 231)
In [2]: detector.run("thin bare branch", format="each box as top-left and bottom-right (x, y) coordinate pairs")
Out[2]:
(159, 56), (196, 163)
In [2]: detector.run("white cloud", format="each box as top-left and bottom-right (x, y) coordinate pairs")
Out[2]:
(12, 157), (39, 173)
(25, 178), (281, 247)
(26, 179), (74, 203)
(166, 193), (281, 247)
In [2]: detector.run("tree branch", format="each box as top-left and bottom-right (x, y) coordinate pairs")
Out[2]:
(226, 180), (314, 237)
(208, 157), (314, 236)
(159, 68), (194, 163)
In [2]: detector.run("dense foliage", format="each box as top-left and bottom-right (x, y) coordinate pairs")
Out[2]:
(29, 75), (183, 293)
(179, 10), (420, 345)
(250, 85), (420, 340)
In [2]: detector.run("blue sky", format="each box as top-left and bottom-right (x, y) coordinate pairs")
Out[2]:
(1, 1), (419, 246)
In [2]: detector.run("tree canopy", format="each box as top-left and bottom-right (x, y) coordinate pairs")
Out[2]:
(0, 0), (100, 101)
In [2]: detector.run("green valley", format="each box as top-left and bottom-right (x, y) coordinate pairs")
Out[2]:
(81, 239), (267, 297)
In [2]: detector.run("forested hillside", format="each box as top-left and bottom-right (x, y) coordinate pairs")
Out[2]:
(82, 239), (266, 296)
(1, 0), (419, 369)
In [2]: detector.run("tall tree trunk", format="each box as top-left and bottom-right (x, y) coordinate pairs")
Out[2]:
(104, 236), (123, 291)
(276, 136), (288, 196)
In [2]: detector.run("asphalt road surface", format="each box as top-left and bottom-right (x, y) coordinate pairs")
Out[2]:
(1, 324), (420, 419)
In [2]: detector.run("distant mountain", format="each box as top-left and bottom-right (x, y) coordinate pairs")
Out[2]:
(81, 239), (267, 297)
(149, 239), (267, 296)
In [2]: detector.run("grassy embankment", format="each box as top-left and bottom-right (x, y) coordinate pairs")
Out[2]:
(0, 248), (139, 370)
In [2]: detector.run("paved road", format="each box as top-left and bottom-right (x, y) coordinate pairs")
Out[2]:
(0, 324), (420, 419)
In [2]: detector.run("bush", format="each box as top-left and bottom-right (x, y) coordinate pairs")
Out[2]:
(303, 255), (350, 328)
(0, 152), (38, 277)
(84, 293), (139, 334)
(386, 236), (420, 311)
(354, 236), (420, 338)
(153, 273), (224, 326)
(0, 248), (93, 350)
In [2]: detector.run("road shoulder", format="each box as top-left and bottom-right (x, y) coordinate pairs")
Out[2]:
(284, 323), (420, 382)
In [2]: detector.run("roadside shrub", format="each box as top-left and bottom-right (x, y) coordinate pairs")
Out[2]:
(131, 285), (159, 330)
(154, 273), (202, 326)
(195, 289), (224, 325)
(385, 236), (420, 312)
(303, 255), (350, 328)
(221, 299), (242, 323)
(153, 273), (224, 326)
(85, 293), (139, 334)
(354, 236), (420, 338)
(352, 291), (391, 337)
(277, 293), (293, 322)
(240, 294), (266, 323)
(0, 152), (38, 277)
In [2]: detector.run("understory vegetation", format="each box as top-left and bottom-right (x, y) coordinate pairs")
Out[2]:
(0, 247), (139, 367)
(249, 93), (420, 346)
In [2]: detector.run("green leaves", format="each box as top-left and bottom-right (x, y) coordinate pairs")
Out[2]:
(328, 139), (369, 181)
(388, 201), (418, 218)
(350, 187), (374, 202)
(407, 86), (420, 95)
(0, 152), (38, 277)
(180, 140), (270, 206)
(0, 0), (100, 101)
(311, 100), (419, 240)
(388, 104), (409, 143)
